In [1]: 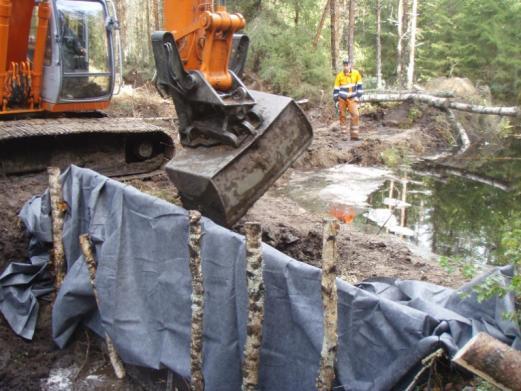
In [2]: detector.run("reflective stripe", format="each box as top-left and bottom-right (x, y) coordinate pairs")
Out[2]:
(339, 91), (357, 99)
(340, 83), (356, 89)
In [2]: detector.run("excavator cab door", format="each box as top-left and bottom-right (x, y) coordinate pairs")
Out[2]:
(42, 0), (115, 106)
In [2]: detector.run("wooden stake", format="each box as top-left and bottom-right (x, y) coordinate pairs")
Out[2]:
(188, 211), (204, 391)
(48, 167), (67, 292)
(242, 222), (265, 391)
(79, 234), (126, 379)
(316, 219), (340, 391)
(453, 333), (521, 391)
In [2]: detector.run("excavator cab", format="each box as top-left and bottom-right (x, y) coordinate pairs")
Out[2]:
(153, 0), (313, 226)
(0, 0), (173, 176)
(42, 0), (116, 110)
(0, 0), (117, 114)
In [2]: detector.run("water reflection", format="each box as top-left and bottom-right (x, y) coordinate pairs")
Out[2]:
(281, 159), (520, 265)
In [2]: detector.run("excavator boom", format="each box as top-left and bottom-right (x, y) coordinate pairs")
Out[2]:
(155, 0), (313, 226)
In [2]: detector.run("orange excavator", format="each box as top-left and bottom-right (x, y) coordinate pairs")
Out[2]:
(0, 0), (312, 226)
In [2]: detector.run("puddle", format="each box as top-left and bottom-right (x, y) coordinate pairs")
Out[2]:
(280, 143), (521, 266)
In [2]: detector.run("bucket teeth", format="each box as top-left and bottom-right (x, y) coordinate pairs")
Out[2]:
(166, 90), (313, 226)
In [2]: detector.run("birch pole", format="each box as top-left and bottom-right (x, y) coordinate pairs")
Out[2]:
(79, 234), (126, 379)
(406, 0), (418, 90)
(188, 211), (205, 391)
(313, 0), (331, 48)
(48, 167), (66, 293)
(242, 222), (265, 391)
(376, 0), (383, 89)
(316, 219), (340, 391)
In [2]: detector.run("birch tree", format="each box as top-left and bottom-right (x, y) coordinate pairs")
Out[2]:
(406, 0), (418, 89)
(376, 0), (383, 88)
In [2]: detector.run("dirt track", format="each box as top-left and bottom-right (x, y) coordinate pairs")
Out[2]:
(0, 97), (465, 389)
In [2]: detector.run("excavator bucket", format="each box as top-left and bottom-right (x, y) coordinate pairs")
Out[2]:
(165, 91), (312, 226)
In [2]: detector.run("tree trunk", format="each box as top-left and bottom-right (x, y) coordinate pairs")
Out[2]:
(115, 0), (127, 61)
(347, 0), (356, 62)
(360, 92), (521, 117)
(376, 0), (383, 89)
(294, 0), (300, 26)
(453, 333), (521, 391)
(151, 0), (160, 30)
(396, 0), (404, 84)
(406, 0), (418, 89)
(313, 0), (331, 48)
(401, 0), (409, 84)
(330, 0), (339, 71)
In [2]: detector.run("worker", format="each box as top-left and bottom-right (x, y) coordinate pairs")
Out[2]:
(333, 58), (364, 140)
(59, 12), (87, 72)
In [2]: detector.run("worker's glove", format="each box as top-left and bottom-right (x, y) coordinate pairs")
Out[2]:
(335, 101), (339, 111)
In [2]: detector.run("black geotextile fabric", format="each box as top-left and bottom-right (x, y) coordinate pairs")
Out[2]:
(0, 165), (520, 391)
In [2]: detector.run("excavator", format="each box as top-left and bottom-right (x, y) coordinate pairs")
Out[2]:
(0, 0), (313, 226)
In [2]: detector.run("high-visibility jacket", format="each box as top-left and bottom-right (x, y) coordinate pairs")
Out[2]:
(333, 69), (363, 101)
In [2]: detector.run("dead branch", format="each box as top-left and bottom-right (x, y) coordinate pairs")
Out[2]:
(313, 0), (331, 48)
(47, 167), (67, 294)
(453, 333), (521, 391)
(242, 222), (265, 391)
(445, 109), (471, 153)
(316, 219), (340, 391)
(360, 92), (520, 117)
(188, 210), (205, 391)
(79, 234), (126, 379)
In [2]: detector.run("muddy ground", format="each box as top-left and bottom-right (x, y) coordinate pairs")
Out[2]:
(0, 86), (468, 389)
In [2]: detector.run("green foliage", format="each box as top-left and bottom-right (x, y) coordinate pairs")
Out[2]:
(245, 8), (332, 100)
(439, 256), (478, 279)
(439, 213), (521, 324)
(234, 0), (521, 103)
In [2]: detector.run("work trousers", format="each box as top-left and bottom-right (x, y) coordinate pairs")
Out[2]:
(338, 98), (360, 130)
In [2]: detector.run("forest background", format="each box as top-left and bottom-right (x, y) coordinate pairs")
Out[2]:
(114, 0), (521, 104)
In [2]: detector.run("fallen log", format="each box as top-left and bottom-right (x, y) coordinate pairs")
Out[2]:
(453, 332), (521, 391)
(364, 89), (455, 98)
(316, 219), (340, 391)
(242, 222), (265, 391)
(360, 92), (520, 117)
(79, 234), (126, 379)
(188, 210), (205, 391)
(47, 167), (67, 293)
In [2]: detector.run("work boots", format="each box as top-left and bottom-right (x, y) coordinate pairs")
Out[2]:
(350, 125), (360, 141)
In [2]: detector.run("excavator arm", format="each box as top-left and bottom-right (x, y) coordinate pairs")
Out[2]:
(153, 0), (313, 226)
